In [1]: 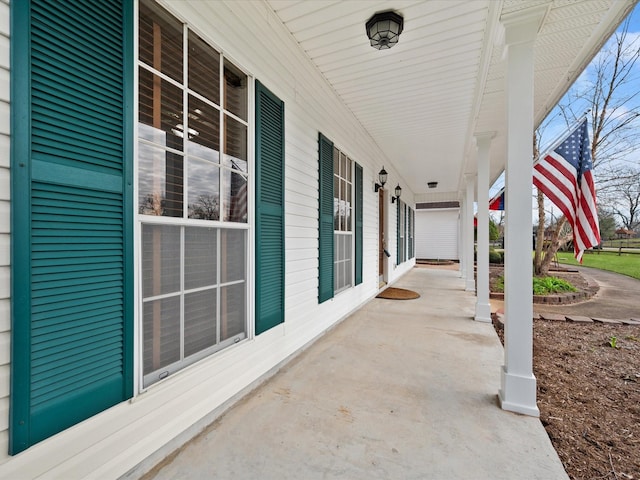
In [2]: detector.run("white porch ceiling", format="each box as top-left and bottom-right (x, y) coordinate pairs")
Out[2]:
(266, 0), (636, 200)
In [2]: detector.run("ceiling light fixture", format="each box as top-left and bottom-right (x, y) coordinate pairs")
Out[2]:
(365, 11), (404, 50)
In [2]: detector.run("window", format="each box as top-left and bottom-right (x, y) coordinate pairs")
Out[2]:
(138, 0), (249, 386)
(318, 134), (362, 303)
(398, 200), (406, 263)
(333, 147), (353, 293)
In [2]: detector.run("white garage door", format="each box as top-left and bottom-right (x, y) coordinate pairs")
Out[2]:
(415, 208), (459, 260)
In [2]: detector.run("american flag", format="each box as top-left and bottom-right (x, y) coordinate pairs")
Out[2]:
(489, 188), (505, 211)
(533, 119), (600, 262)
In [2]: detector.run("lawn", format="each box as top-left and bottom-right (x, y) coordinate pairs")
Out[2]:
(556, 250), (640, 280)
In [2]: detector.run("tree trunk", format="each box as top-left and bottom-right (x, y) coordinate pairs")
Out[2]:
(538, 216), (568, 276)
(534, 188), (546, 275)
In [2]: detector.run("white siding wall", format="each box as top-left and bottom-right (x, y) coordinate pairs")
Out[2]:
(0, 1), (415, 477)
(415, 209), (460, 260)
(0, 0), (10, 460)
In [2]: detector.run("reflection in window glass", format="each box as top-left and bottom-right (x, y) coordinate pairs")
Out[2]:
(223, 171), (247, 223)
(138, 141), (183, 217)
(188, 30), (220, 102)
(224, 61), (247, 121)
(224, 115), (247, 164)
(139, 0), (183, 82)
(188, 95), (220, 153)
(188, 157), (220, 220)
(139, 68), (184, 151)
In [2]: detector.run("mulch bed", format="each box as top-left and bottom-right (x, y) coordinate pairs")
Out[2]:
(493, 317), (640, 479)
(489, 264), (598, 304)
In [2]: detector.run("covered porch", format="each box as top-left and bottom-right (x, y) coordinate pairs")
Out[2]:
(140, 266), (567, 479)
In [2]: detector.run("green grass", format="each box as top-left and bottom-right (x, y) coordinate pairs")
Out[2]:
(556, 251), (640, 280)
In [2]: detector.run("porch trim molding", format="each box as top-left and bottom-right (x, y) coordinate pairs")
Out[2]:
(498, 6), (544, 417)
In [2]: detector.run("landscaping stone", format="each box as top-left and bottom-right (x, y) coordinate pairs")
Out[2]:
(566, 315), (594, 323)
(592, 318), (623, 324)
(539, 313), (566, 322)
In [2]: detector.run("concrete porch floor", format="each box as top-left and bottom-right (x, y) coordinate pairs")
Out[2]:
(144, 267), (568, 480)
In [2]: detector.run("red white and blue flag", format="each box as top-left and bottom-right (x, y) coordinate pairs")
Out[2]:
(489, 188), (505, 211)
(533, 119), (600, 262)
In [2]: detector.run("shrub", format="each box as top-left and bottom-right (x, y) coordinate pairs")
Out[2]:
(532, 276), (577, 295)
(489, 249), (503, 264)
(494, 275), (577, 295)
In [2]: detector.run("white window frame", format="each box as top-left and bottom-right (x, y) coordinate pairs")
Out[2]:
(135, 0), (254, 389)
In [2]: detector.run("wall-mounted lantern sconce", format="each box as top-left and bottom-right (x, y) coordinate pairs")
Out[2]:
(427, 181), (438, 189)
(365, 11), (404, 50)
(391, 184), (402, 203)
(374, 167), (388, 192)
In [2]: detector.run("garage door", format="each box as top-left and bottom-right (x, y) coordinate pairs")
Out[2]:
(415, 209), (459, 260)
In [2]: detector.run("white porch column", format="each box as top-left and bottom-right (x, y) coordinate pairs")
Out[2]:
(498, 7), (546, 417)
(475, 134), (494, 323)
(464, 174), (475, 291)
(458, 193), (465, 278)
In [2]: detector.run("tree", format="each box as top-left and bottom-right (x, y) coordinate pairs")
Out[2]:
(533, 11), (640, 275)
(489, 218), (499, 242)
(598, 166), (640, 231)
(597, 209), (618, 241)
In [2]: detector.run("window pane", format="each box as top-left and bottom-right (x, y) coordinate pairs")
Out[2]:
(188, 31), (220, 103)
(143, 296), (181, 375)
(333, 176), (339, 230)
(188, 95), (220, 155)
(220, 283), (245, 340)
(139, 0), (183, 82)
(333, 147), (339, 177)
(185, 227), (217, 289)
(220, 229), (246, 283)
(346, 157), (352, 182)
(341, 153), (347, 180)
(346, 183), (352, 231)
(142, 224), (181, 297)
(223, 171), (248, 223)
(224, 61), (247, 121)
(139, 68), (184, 151)
(139, 141), (184, 217)
(184, 289), (217, 357)
(187, 157), (220, 220)
(223, 115), (247, 164)
(340, 182), (346, 231)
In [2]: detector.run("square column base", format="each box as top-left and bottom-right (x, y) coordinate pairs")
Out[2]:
(498, 366), (540, 417)
(474, 302), (491, 323)
(465, 279), (475, 292)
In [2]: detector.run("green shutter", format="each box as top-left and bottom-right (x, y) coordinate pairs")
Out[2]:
(404, 203), (408, 262)
(255, 81), (285, 335)
(318, 133), (334, 303)
(396, 200), (401, 265)
(10, 0), (133, 454)
(354, 163), (363, 285)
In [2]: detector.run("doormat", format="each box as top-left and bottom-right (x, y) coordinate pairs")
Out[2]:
(376, 287), (420, 300)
